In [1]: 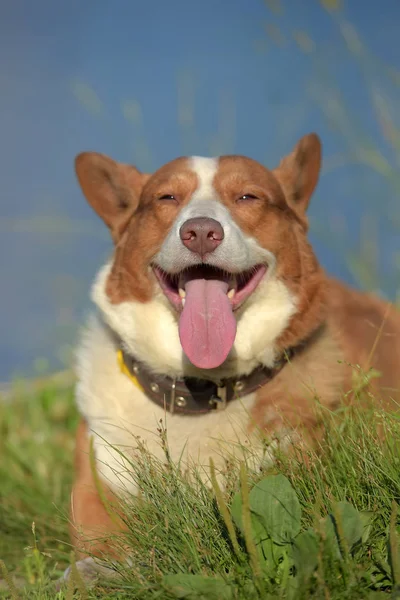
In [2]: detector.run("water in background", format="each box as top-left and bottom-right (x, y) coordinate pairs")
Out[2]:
(1, 0), (399, 381)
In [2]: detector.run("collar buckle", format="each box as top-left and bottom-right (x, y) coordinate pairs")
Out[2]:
(210, 383), (227, 411)
(169, 379), (177, 414)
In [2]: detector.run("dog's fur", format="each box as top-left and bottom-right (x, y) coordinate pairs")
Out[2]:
(70, 133), (400, 563)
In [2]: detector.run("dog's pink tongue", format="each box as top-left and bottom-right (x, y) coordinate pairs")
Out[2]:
(179, 279), (237, 369)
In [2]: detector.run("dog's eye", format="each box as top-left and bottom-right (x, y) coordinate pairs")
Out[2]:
(237, 193), (259, 202)
(159, 194), (176, 201)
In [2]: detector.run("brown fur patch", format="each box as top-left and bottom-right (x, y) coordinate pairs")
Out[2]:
(212, 150), (327, 350)
(105, 158), (198, 303)
(327, 279), (400, 405)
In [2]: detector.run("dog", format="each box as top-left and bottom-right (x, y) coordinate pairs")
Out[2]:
(68, 133), (400, 578)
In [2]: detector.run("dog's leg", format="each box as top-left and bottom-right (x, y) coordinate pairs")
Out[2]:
(59, 419), (126, 587)
(70, 418), (124, 558)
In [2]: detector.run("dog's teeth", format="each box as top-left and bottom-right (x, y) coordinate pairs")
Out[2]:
(181, 298), (186, 307)
(227, 289), (235, 299)
(179, 288), (186, 298)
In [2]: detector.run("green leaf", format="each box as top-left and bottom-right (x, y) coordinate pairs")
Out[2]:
(292, 529), (319, 581)
(360, 510), (374, 544)
(322, 515), (341, 559)
(332, 501), (364, 549)
(261, 535), (290, 565)
(321, 502), (364, 560)
(230, 492), (269, 544)
(231, 490), (290, 576)
(162, 574), (233, 599)
(249, 475), (302, 544)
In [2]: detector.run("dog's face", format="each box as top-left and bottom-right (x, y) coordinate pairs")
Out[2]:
(76, 134), (325, 379)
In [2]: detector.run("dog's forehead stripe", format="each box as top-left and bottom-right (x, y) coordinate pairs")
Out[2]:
(189, 156), (219, 200)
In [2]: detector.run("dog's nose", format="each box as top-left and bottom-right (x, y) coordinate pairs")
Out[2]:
(179, 217), (224, 258)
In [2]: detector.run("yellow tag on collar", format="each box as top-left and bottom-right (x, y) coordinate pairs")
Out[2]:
(117, 349), (144, 392)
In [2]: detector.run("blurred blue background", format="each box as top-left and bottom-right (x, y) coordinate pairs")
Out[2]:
(1, 0), (399, 381)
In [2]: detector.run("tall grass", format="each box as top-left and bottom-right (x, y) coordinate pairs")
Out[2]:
(0, 382), (399, 598)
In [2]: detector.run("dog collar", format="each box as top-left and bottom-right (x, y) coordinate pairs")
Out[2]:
(117, 347), (294, 416)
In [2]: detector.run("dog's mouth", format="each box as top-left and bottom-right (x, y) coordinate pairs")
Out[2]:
(153, 264), (267, 311)
(153, 264), (267, 370)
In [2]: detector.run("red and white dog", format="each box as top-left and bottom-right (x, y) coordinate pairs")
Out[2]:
(69, 133), (399, 574)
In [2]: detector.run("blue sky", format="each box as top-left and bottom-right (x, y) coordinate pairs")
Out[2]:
(1, 0), (399, 379)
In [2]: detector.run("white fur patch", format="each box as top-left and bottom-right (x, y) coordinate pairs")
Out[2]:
(191, 156), (219, 199)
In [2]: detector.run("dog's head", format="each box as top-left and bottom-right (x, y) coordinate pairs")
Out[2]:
(76, 134), (326, 380)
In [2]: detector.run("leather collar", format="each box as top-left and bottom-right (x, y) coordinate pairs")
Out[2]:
(117, 347), (295, 416)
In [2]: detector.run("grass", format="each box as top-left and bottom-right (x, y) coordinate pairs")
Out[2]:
(0, 379), (399, 599)
(0, 382), (77, 596)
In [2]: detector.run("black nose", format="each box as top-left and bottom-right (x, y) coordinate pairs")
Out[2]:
(179, 217), (224, 259)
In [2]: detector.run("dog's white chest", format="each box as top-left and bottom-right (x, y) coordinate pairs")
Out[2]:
(75, 316), (264, 494)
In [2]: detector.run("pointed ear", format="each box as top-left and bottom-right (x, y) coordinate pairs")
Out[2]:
(75, 152), (150, 242)
(274, 133), (321, 222)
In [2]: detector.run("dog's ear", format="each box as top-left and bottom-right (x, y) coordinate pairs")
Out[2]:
(274, 133), (321, 221)
(75, 152), (150, 243)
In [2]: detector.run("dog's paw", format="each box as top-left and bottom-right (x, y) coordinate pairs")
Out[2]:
(56, 556), (118, 590)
